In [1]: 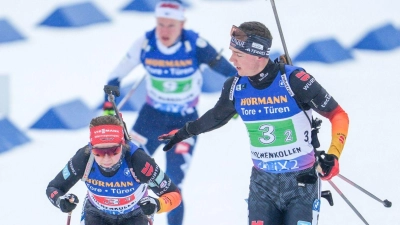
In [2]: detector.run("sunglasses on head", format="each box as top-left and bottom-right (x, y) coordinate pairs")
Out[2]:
(230, 25), (272, 58)
(230, 25), (250, 41)
(91, 145), (122, 157)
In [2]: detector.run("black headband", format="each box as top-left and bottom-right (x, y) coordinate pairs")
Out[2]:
(230, 25), (272, 58)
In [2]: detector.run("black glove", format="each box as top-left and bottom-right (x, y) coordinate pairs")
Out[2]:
(273, 54), (290, 65)
(138, 196), (160, 215)
(58, 193), (79, 213)
(317, 151), (339, 180)
(158, 123), (193, 151)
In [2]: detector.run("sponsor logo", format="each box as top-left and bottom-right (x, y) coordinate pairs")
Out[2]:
(155, 179), (171, 195)
(231, 36), (245, 48)
(240, 106), (291, 116)
(91, 191), (137, 207)
(86, 179), (134, 187)
(313, 199), (321, 212)
(258, 72), (268, 81)
(320, 93), (331, 108)
(93, 129), (120, 134)
(169, 67), (195, 76)
(251, 221), (264, 225)
(124, 168), (131, 177)
(160, 180), (168, 189)
(339, 135), (345, 144)
(68, 160), (77, 175)
(104, 198), (119, 205)
(141, 162), (154, 177)
(240, 95), (288, 106)
(303, 77), (316, 91)
(149, 165), (160, 183)
(50, 190), (58, 199)
(144, 58), (193, 67)
(130, 168), (141, 182)
(251, 42), (264, 50)
(337, 133), (346, 144)
(263, 106), (290, 114)
(281, 74), (294, 96)
(62, 165), (70, 180)
(160, 196), (172, 205)
(295, 71), (311, 81)
(159, 3), (180, 9)
(154, 170), (166, 186)
(145, 65), (163, 75)
(249, 48), (268, 56)
(256, 160), (299, 172)
(229, 77), (239, 101)
(251, 147), (301, 159)
(236, 83), (246, 91)
(298, 221), (311, 225)
(310, 100), (318, 108)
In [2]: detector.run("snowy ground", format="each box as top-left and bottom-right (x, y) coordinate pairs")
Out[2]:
(1, 0), (400, 224)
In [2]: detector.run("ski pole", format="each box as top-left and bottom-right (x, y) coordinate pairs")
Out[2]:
(117, 74), (146, 110)
(269, 0), (293, 65)
(147, 217), (153, 225)
(66, 196), (77, 225)
(67, 212), (72, 225)
(328, 180), (369, 225)
(104, 85), (132, 141)
(338, 174), (392, 208)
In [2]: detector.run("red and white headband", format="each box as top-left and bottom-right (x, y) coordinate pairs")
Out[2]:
(155, 1), (185, 21)
(90, 125), (124, 146)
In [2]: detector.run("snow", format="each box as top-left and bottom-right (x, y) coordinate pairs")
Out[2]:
(1, 0), (400, 224)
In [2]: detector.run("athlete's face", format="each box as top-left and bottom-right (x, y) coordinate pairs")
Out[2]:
(229, 46), (266, 77)
(156, 17), (184, 47)
(92, 143), (123, 168)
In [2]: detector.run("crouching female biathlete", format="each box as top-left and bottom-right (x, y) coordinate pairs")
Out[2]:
(46, 115), (181, 225)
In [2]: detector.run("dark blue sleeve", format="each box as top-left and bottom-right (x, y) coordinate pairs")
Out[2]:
(196, 43), (237, 77)
(104, 78), (121, 102)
